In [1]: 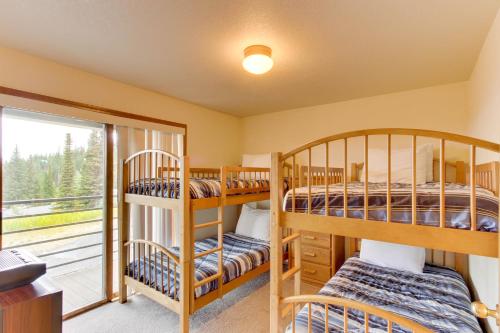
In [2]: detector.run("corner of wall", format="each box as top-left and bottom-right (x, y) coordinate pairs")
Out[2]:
(465, 7), (500, 333)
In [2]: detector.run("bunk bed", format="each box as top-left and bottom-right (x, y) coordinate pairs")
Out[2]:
(270, 129), (499, 333)
(118, 149), (271, 333)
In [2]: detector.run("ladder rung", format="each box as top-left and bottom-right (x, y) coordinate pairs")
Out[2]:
(194, 220), (223, 229)
(194, 272), (222, 288)
(194, 246), (222, 259)
(282, 266), (301, 281)
(282, 232), (300, 245)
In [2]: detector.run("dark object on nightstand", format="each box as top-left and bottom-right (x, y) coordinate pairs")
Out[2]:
(0, 249), (46, 291)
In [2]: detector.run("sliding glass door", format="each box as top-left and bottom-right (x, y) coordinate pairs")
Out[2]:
(1, 107), (109, 315)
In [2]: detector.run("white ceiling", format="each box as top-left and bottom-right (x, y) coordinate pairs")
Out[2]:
(0, 1), (499, 116)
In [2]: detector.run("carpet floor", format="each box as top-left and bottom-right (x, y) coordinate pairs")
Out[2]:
(64, 273), (318, 333)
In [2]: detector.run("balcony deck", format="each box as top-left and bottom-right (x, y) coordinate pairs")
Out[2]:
(2, 195), (117, 315)
(49, 259), (104, 313)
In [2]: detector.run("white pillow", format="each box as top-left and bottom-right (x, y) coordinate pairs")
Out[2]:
(359, 239), (426, 274)
(235, 204), (270, 241)
(242, 153), (271, 168)
(359, 144), (433, 184)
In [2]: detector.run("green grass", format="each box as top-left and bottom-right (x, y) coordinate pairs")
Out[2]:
(3, 209), (104, 233)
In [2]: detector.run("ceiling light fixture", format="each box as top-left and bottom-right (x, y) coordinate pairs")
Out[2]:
(242, 45), (273, 75)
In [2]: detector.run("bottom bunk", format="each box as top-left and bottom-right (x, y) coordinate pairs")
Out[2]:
(124, 232), (270, 309)
(288, 256), (481, 333)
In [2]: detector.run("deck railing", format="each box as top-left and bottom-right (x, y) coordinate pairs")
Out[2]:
(2, 195), (117, 270)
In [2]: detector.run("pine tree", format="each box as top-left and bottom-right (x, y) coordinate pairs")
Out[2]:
(41, 165), (56, 198)
(57, 133), (76, 209)
(25, 157), (41, 199)
(50, 152), (63, 189)
(3, 146), (27, 201)
(78, 130), (103, 208)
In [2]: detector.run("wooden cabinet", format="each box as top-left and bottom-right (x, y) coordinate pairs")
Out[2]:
(0, 277), (62, 333)
(300, 231), (345, 285)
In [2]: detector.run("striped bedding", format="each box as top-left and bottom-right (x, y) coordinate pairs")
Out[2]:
(128, 178), (270, 199)
(283, 182), (498, 232)
(289, 257), (481, 333)
(126, 233), (269, 299)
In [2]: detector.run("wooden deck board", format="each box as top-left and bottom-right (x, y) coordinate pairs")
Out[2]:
(50, 264), (104, 314)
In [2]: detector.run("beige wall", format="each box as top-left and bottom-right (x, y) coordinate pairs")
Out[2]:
(242, 81), (468, 156)
(466, 8), (500, 333)
(242, 82), (470, 175)
(0, 46), (242, 167)
(467, 8), (500, 145)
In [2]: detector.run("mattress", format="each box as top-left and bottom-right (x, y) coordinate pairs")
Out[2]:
(290, 257), (482, 333)
(128, 178), (270, 199)
(283, 182), (498, 232)
(126, 233), (270, 299)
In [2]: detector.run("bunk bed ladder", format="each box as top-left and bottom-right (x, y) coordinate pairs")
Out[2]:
(217, 205), (224, 298)
(272, 152), (304, 331)
(190, 204), (224, 312)
(118, 160), (130, 304)
(280, 231), (302, 320)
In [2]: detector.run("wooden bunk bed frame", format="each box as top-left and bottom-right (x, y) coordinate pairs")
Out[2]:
(270, 128), (500, 332)
(118, 149), (270, 333)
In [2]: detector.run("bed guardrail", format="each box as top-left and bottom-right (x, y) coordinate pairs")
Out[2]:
(277, 128), (500, 257)
(156, 167), (221, 180)
(281, 129), (500, 225)
(125, 149), (183, 199)
(156, 165), (271, 197)
(282, 295), (433, 333)
(223, 166), (271, 195)
(123, 239), (182, 306)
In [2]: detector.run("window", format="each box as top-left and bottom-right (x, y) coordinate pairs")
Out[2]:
(1, 107), (110, 314)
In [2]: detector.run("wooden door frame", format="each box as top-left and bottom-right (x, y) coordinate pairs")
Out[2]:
(0, 107), (113, 318)
(103, 123), (114, 302)
(0, 87), (188, 318)
(0, 86), (187, 156)
(0, 105), (3, 250)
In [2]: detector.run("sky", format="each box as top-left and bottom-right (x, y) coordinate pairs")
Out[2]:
(2, 115), (96, 161)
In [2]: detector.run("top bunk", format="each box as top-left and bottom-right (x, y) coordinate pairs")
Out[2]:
(272, 128), (500, 258)
(121, 149), (270, 210)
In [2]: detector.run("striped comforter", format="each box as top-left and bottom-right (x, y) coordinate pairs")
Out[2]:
(129, 178), (270, 199)
(127, 233), (269, 299)
(290, 257), (481, 333)
(283, 182), (498, 232)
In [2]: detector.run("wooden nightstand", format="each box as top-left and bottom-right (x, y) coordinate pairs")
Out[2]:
(300, 231), (345, 285)
(0, 277), (62, 333)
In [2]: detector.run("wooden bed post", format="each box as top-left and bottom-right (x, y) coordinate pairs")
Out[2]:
(270, 152), (284, 332)
(118, 160), (130, 303)
(217, 166), (226, 298)
(179, 156), (191, 333)
(189, 206), (195, 314)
